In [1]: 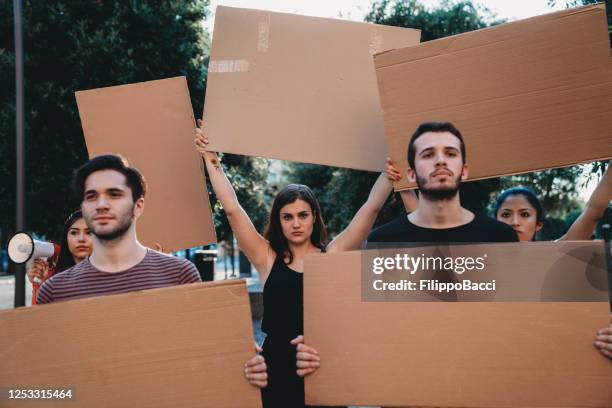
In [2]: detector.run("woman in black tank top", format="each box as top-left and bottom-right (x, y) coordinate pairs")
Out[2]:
(195, 122), (394, 407)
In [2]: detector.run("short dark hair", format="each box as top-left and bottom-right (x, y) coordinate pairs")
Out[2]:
(263, 184), (328, 265)
(407, 122), (466, 170)
(75, 154), (147, 202)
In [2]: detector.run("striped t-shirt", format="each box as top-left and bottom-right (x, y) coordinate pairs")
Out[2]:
(37, 249), (201, 304)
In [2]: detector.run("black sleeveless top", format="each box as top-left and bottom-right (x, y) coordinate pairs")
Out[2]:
(261, 255), (304, 340)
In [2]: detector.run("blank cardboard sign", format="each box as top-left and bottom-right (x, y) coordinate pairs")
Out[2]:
(303, 243), (612, 407)
(75, 77), (216, 251)
(203, 6), (421, 171)
(374, 5), (612, 190)
(0, 280), (261, 408)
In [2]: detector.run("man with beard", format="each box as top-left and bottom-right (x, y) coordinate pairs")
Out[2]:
(36, 154), (203, 304)
(292, 122), (518, 383)
(37, 154), (268, 389)
(366, 121), (518, 243)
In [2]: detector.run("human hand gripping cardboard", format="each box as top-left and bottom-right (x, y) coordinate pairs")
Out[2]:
(291, 335), (320, 377)
(244, 342), (268, 388)
(194, 119), (221, 167)
(595, 314), (612, 359)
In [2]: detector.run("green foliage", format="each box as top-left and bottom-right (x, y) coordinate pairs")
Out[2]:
(284, 166), (405, 237)
(210, 154), (269, 242)
(366, 0), (503, 41)
(494, 167), (584, 239)
(494, 162), (609, 240)
(498, 167), (582, 219)
(1, 0), (211, 241)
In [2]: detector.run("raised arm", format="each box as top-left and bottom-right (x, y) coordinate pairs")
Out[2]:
(386, 157), (418, 213)
(400, 190), (419, 213)
(195, 120), (274, 277)
(326, 172), (393, 252)
(561, 162), (611, 240)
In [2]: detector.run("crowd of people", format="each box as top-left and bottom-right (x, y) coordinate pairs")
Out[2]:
(26, 120), (611, 407)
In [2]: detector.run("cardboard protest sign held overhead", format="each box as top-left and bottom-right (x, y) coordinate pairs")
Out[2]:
(203, 6), (420, 171)
(374, 4), (612, 190)
(0, 280), (261, 408)
(75, 77), (216, 252)
(304, 242), (612, 407)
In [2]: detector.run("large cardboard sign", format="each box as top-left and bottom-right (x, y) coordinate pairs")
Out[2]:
(0, 280), (261, 408)
(304, 242), (612, 407)
(75, 77), (216, 251)
(374, 5), (612, 190)
(203, 6), (421, 171)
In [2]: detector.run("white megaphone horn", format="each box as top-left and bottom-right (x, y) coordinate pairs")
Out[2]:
(7, 232), (61, 264)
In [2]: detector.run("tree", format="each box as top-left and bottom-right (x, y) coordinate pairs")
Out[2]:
(365, 0), (501, 40)
(210, 154), (269, 243)
(1, 1), (269, 256)
(1, 0), (209, 244)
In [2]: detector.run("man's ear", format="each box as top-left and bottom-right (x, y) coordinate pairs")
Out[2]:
(460, 163), (469, 181)
(407, 168), (416, 183)
(133, 197), (145, 220)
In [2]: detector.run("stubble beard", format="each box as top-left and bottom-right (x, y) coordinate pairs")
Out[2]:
(416, 172), (462, 201)
(87, 207), (135, 242)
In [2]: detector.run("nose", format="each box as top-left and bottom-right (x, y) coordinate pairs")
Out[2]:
(292, 218), (300, 228)
(511, 214), (520, 226)
(434, 151), (447, 167)
(77, 231), (86, 242)
(95, 195), (110, 211)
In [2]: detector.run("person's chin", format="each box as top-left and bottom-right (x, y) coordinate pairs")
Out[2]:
(288, 236), (307, 244)
(92, 227), (118, 239)
(517, 233), (530, 242)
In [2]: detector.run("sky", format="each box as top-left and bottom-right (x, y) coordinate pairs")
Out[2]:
(205, 0), (568, 32)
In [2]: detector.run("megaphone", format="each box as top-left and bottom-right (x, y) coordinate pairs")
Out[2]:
(7, 232), (61, 264)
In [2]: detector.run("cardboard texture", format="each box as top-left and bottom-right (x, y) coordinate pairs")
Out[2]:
(304, 242), (612, 407)
(374, 5), (612, 190)
(361, 242), (609, 302)
(0, 280), (261, 408)
(203, 6), (421, 171)
(75, 77), (216, 252)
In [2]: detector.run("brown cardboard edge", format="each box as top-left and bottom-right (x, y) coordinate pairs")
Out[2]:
(75, 76), (188, 96)
(373, 3), (605, 70)
(214, 5), (422, 35)
(178, 76), (218, 245)
(2, 279), (248, 315)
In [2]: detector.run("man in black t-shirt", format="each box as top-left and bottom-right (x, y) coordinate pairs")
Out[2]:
(294, 123), (517, 385)
(368, 121), (518, 244)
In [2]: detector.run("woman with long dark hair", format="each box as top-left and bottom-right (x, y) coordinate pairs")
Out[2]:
(492, 163), (610, 242)
(195, 120), (393, 407)
(26, 209), (93, 304)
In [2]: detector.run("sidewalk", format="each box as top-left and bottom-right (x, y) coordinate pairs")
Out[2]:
(0, 274), (32, 309)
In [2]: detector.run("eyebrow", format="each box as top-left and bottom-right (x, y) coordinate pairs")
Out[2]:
(84, 187), (125, 195)
(281, 210), (311, 215)
(420, 146), (460, 153)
